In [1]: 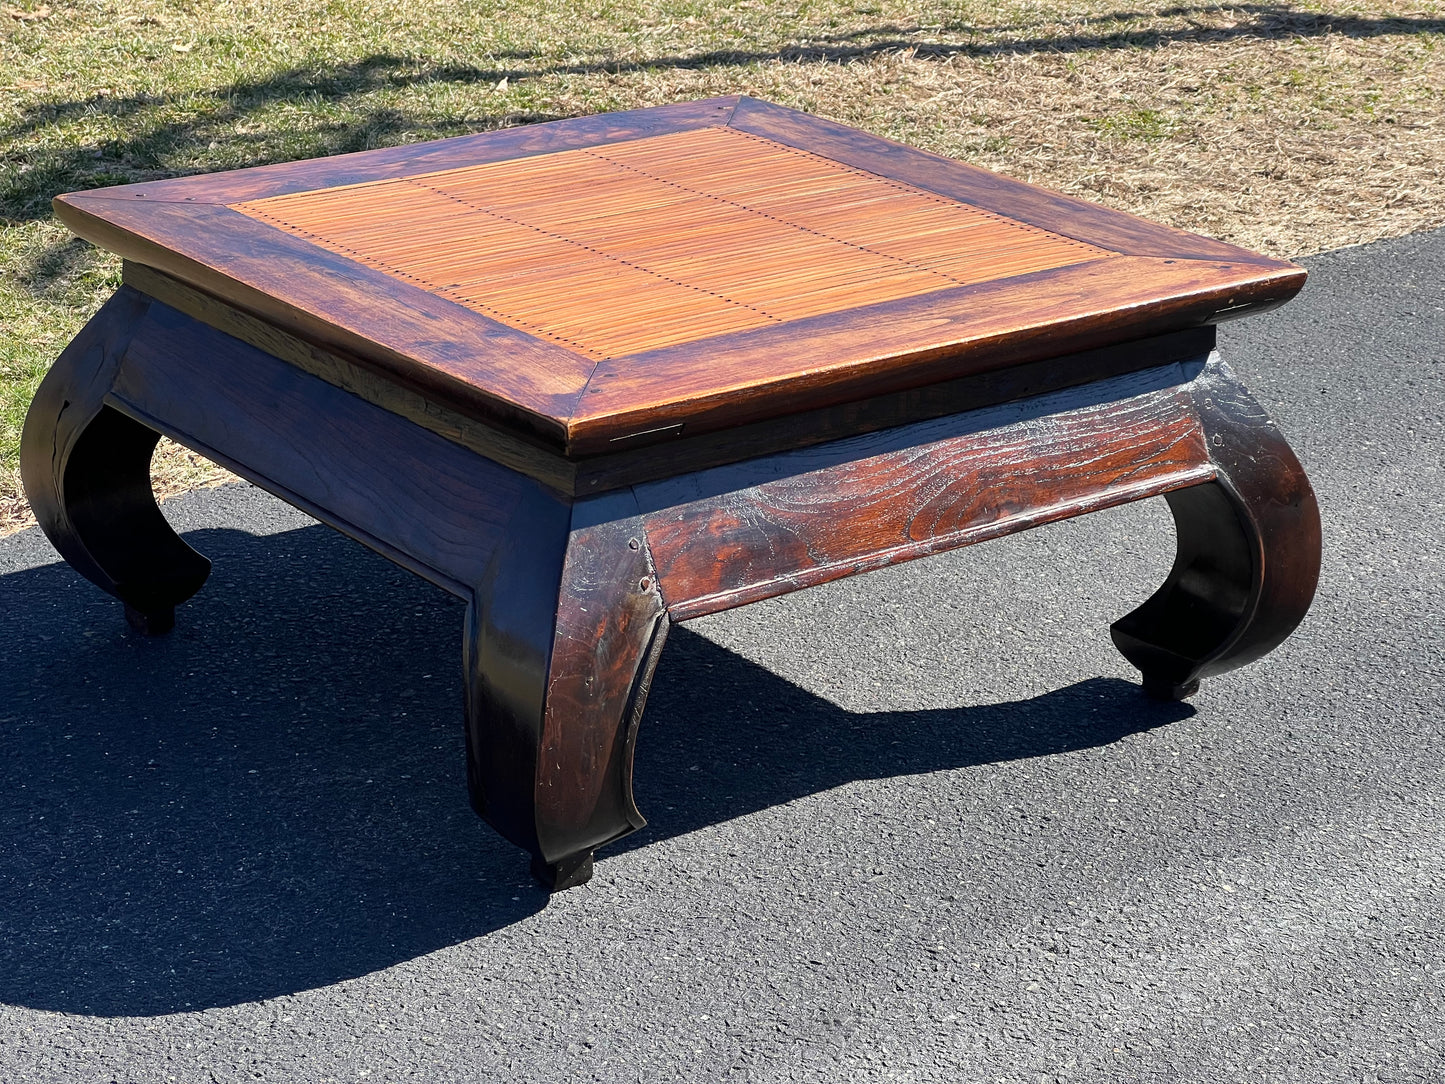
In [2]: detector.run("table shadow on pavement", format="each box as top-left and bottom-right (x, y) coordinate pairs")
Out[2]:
(0, 520), (1190, 1016)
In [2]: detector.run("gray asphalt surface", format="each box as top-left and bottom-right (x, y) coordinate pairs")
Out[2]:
(1, 228), (1441, 1083)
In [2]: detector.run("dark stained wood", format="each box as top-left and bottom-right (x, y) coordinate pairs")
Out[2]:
(1109, 362), (1322, 698)
(19, 287), (211, 634)
(123, 260), (1223, 494)
(127, 257), (1222, 495)
(728, 97), (1286, 265)
(57, 96), (742, 205)
(107, 297), (528, 594)
(571, 255), (1302, 453)
(573, 325), (1217, 492)
(535, 499), (668, 866)
(44, 295), (674, 883)
(21, 290), (1322, 887)
(466, 492), (669, 890)
(638, 362), (1217, 621)
(33, 294), (671, 885)
(25, 99), (1323, 890)
(123, 262), (581, 495)
(460, 486), (575, 885)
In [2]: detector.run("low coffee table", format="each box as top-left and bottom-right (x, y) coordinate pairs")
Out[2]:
(24, 96), (1321, 889)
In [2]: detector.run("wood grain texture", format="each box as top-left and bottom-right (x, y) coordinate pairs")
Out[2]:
(572, 326), (1218, 491)
(123, 261), (1222, 494)
(570, 254), (1300, 453)
(107, 297), (530, 595)
(1110, 360), (1322, 697)
(122, 262), (581, 494)
(464, 490), (669, 890)
(461, 486), (574, 881)
(23, 285), (1320, 886)
(232, 125), (1111, 360)
(638, 361), (1217, 621)
(19, 287), (211, 634)
(54, 197), (593, 447)
(54, 97), (742, 205)
(728, 97), (1289, 265)
(534, 498), (668, 879)
(52, 96), (1306, 456)
(88, 295), (672, 888)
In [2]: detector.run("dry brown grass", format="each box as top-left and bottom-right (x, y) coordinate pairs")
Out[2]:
(2, 1), (1441, 535)
(533, 8), (1444, 260)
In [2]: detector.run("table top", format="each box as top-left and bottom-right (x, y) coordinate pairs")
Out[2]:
(55, 96), (1304, 456)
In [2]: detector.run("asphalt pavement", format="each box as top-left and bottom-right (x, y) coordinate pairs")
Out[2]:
(1, 228), (1441, 1083)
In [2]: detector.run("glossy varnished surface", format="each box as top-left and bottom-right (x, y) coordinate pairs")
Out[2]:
(125, 260), (1221, 495)
(53, 96), (1306, 455)
(21, 291), (1321, 885)
(19, 290), (211, 634)
(637, 363), (1216, 620)
(231, 126), (1110, 360)
(28, 97), (1322, 888)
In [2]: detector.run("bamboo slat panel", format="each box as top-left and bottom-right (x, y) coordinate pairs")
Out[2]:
(233, 126), (1115, 361)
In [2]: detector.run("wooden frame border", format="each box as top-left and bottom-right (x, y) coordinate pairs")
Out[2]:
(54, 96), (1307, 457)
(54, 97), (742, 205)
(62, 200), (594, 446)
(126, 263), (1223, 494)
(570, 254), (1299, 452)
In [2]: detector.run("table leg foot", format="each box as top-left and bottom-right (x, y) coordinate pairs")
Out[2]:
(1111, 361), (1321, 695)
(124, 602), (176, 637)
(531, 851), (595, 891)
(20, 288), (211, 629)
(1142, 675), (1200, 702)
(464, 493), (669, 891)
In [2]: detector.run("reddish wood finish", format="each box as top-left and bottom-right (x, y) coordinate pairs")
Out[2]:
(57, 198), (592, 448)
(21, 290), (1321, 887)
(120, 262), (582, 494)
(571, 254), (1296, 453)
(638, 365), (1215, 621)
(728, 97), (1280, 264)
(123, 259), (1226, 485)
(465, 492), (669, 889)
(25, 295), (672, 885)
(25, 101), (1322, 888)
(52, 97), (1306, 456)
(1110, 363), (1322, 698)
(59, 97), (742, 205)
(230, 126), (1112, 360)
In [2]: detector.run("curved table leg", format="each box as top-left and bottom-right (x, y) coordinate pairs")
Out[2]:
(1111, 360), (1322, 699)
(464, 492), (669, 890)
(20, 288), (211, 635)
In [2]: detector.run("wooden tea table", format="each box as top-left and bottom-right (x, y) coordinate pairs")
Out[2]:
(24, 97), (1321, 889)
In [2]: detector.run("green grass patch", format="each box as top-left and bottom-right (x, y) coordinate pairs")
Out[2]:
(1093, 107), (1176, 141)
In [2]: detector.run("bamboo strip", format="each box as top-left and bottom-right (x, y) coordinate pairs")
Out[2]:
(233, 125), (1116, 360)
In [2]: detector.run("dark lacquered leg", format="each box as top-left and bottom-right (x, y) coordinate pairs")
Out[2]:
(20, 289), (211, 633)
(1111, 359), (1321, 698)
(464, 491), (669, 891)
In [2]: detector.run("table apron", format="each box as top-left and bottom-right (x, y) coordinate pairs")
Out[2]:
(101, 291), (1224, 628)
(637, 363), (1220, 622)
(104, 297), (555, 600)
